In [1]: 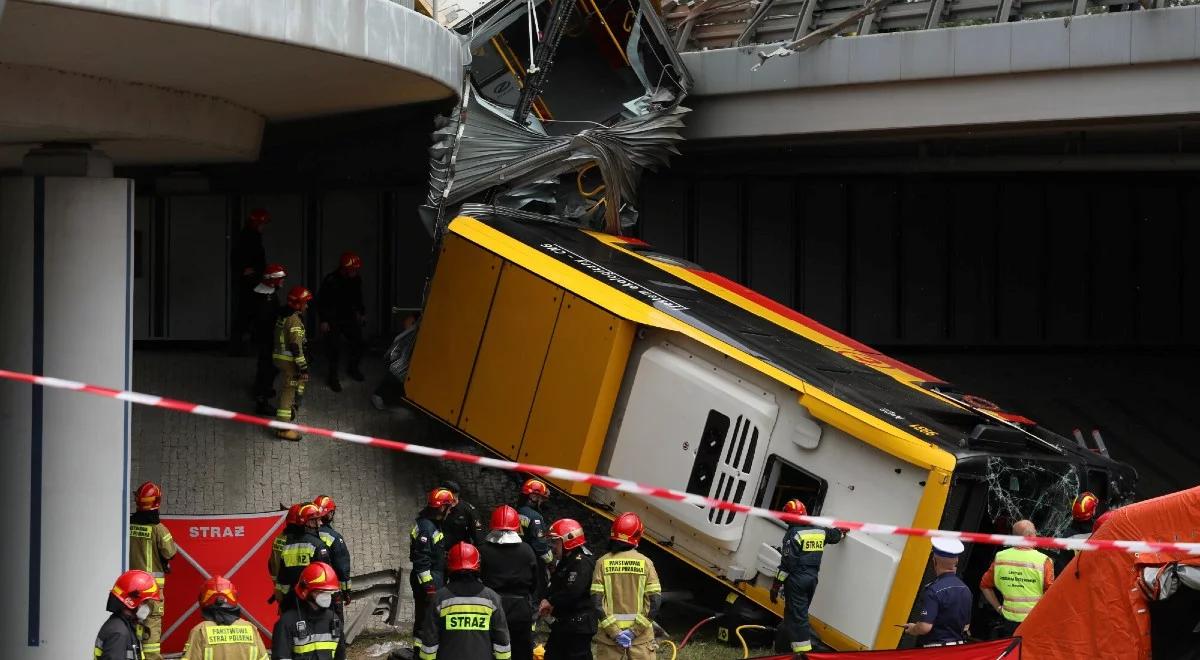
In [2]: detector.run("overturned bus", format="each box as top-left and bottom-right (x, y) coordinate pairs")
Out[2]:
(403, 212), (1137, 651)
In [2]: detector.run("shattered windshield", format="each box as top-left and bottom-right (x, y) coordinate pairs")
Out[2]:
(983, 457), (1082, 538)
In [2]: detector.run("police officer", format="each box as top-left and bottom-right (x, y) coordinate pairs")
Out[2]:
(540, 519), (596, 660)
(314, 495), (352, 660)
(94, 570), (161, 660)
(272, 562), (345, 660)
(274, 286), (313, 440)
(251, 263), (287, 414)
(181, 575), (268, 660)
(590, 513), (662, 660)
(516, 479), (554, 574)
(769, 499), (846, 654)
(230, 208), (269, 355)
(479, 505), (541, 660)
(441, 480), (485, 547)
(411, 488), (456, 641)
(418, 542), (513, 660)
(317, 251), (366, 392)
(129, 481), (178, 660)
(275, 503), (333, 613)
(902, 538), (972, 647)
(980, 519), (1054, 639)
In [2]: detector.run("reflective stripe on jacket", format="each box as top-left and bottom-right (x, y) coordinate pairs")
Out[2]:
(590, 549), (662, 645)
(129, 520), (177, 588)
(273, 313), (307, 368)
(181, 619), (267, 660)
(993, 547), (1048, 622)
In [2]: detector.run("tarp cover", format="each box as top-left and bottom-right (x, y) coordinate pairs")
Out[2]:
(803, 638), (1021, 659)
(1016, 486), (1200, 660)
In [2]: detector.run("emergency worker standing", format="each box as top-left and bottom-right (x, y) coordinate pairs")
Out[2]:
(94, 570), (161, 660)
(270, 503), (305, 603)
(902, 538), (972, 647)
(418, 542), (513, 660)
(770, 499), (846, 654)
(275, 504), (333, 613)
(590, 513), (662, 660)
(230, 208), (269, 355)
(314, 495), (352, 660)
(251, 263), (287, 414)
(479, 505), (541, 660)
(516, 479), (554, 571)
(441, 480), (485, 547)
(274, 286), (313, 440)
(317, 251), (366, 392)
(181, 576), (268, 660)
(129, 481), (178, 660)
(541, 519), (596, 660)
(272, 562), (344, 660)
(1054, 492), (1099, 575)
(411, 488), (455, 641)
(980, 519), (1054, 638)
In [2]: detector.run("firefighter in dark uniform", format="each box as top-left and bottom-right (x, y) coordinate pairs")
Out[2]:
(418, 542), (513, 660)
(540, 518), (596, 660)
(441, 479), (485, 547)
(317, 251), (366, 393)
(272, 562), (344, 660)
(270, 503), (304, 603)
(230, 208), (269, 355)
(181, 575), (268, 660)
(313, 495), (352, 660)
(94, 570), (161, 660)
(903, 538), (973, 647)
(479, 505), (541, 660)
(1055, 492), (1099, 575)
(274, 503), (333, 613)
(251, 263), (287, 414)
(770, 499), (846, 654)
(129, 481), (178, 660)
(516, 479), (554, 576)
(411, 488), (456, 641)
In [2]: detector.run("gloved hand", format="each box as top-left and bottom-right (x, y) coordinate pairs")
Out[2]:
(769, 580), (783, 604)
(614, 629), (634, 649)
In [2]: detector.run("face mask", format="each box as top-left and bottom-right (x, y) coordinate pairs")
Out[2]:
(314, 592), (333, 609)
(136, 603), (152, 621)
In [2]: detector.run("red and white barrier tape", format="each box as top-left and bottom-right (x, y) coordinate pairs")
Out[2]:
(3, 367), (1195, 556)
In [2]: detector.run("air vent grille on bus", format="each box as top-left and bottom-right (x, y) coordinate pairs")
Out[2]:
(708, 414), (758, 526)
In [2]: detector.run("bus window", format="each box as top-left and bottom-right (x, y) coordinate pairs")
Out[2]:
(754, 455), (828, 524)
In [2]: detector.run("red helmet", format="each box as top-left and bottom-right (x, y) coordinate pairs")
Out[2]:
(287, 286), (313, 310)
(447, 542), (482, 573)
(248, 208), (270, 227)
(490, 505), (521, 532)
(1072, 492), (1099, 522)
(262, 263), (287, 283)
(285, 503), (304, 526)
(198, 575), (239, 608)
(1094, 508), (1118, 531)
(610, 512), (644, 547)
(135, 482), (162, 511)
(297, 503), (323, 526)
(111, 570), (161, 610)
(521, 478), (550, 498)
(294, 562), (340, 601)
(313, 495), (336, 517)
(783, 499), (807, 517)
(340, 251), (363, 271)
(549, 518), (586, 550)
(428, 488), (457, 509)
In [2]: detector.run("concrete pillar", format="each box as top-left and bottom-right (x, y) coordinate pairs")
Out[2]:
(0, 146), (133, 658)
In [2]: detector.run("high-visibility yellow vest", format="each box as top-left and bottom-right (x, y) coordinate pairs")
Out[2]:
(993, 547), (1047, 622)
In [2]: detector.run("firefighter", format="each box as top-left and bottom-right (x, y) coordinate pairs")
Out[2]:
(252, 263), (287, 414)
(314, 494), (352, 660)
(902, 538), (972, 647)
(94, 569), (161, 660)
(418, 542), (513, 660)
(129, 481), (178, 660)
(479, 505), (541, 660)
(770, 499), (846, 654)
(411, 487), (456, 641)
(275, 503), (333, 613)
(516, 479), (554, 572)
(590, 513), (662, 660)
(274, 285), (313, 440)
(980, 519), (1054, 639)
(272, 561), (345, 660)
(230, 208), (269, 355)
(540, 518), (596, 660)
(1054, 491), (1101, 575)
(270, 503), (305, 603)
(441, 479), (485, 547)
(181, 575), (268, 660)
(317, 250), (366, 392)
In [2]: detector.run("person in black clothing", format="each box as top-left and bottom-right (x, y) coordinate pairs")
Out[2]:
(313, 495), (352, 660)
(479, 505), (541, 660)
(516, 479), (554, 576)
(94, 570), (160, 660)
(419, 542), (512, 660)
(229, 208), (270, 356)
(273, 562), (344, 660)
(770, 499), (847, 654)
(540, 519), (596, 660)
(441, 479), (484, 548)
(317, 251), (366, 392)
(411, 488), (456, 641)
(251, 263), (287, 414)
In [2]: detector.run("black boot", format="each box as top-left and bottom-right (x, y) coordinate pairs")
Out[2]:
(328, 377), (342, 393)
